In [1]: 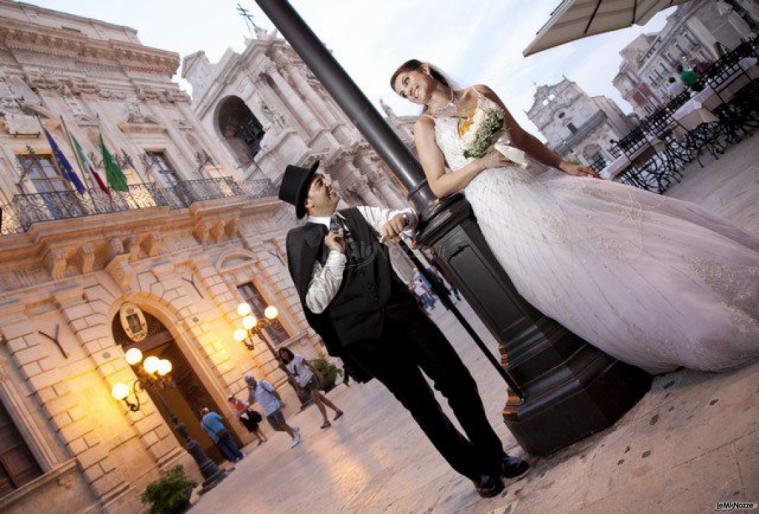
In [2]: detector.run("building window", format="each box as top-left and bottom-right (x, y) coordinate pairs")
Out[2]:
(557, 112), (565, 119)
(17, 154), (69, 194)
(0, 400), (43, 498)
(566, 122), (577, 134)
(237, 282), (289, 344)
(683, 31), (698, 47)
(145, 151), (181, 187)
(217, 96), (266, 166)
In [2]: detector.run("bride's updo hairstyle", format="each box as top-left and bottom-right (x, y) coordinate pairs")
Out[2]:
(390, 59), (450, 91)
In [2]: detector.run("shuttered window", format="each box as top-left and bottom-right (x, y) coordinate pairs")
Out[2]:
(237, 282), (289, 344)
(0, 401), (42, 497)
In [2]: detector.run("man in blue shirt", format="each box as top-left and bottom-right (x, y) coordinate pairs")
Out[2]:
(200, 408), (243, 463)
(245, 375), (301, 448)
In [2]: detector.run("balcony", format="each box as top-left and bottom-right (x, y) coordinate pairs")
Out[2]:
(0, 177), (278, 236)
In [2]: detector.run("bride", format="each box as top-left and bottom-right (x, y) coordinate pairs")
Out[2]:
(390, 59), (759, 374)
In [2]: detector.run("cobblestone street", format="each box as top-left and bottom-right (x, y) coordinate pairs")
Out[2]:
(190, 134), (759, 514)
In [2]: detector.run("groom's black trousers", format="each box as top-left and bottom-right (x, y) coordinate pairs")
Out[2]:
(342, 300), (506, 480)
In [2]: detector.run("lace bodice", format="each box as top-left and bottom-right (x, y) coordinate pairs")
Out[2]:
(429, 92), (536, 182)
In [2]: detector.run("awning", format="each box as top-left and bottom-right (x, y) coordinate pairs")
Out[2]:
(523, 0), (689, 56)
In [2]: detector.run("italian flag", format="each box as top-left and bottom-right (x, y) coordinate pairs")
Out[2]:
(70, 133), (111, 197)
(99, 134), (129, 192)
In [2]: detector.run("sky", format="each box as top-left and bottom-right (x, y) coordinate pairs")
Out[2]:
(27, 0), (674, 135)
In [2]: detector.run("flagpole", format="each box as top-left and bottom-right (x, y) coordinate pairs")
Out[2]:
(59, 115), (99, 214)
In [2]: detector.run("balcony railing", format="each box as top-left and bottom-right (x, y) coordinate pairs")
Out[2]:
(0, 177), (277, 236)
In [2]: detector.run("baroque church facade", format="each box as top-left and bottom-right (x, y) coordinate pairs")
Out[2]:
(526, 78), (633, 169)
(180, 25), (410, 216)
(0, 2), (411, 513)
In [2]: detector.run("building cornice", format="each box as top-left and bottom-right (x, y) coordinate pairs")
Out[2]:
(0, 17), (180, 75)
(0, 0), (138, 35)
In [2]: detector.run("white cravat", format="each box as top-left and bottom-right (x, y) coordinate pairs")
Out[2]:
(304, 206), (418, 314)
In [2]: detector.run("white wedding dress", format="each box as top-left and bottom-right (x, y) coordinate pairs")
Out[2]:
(430, 93), (759, 373)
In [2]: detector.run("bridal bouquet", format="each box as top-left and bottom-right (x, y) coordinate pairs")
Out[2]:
(458, 107), (528, 168)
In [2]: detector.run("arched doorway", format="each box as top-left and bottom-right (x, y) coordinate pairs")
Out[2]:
(216, 96), (265, 167)
(111, 308), (239, 464)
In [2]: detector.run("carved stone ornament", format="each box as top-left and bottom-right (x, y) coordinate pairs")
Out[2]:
(125, 99), (158, 124)
(119, 302), (148, 343)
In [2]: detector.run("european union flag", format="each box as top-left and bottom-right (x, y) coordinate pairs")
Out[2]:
(43, 127), (86, 194)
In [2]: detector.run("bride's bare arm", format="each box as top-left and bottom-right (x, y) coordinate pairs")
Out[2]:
(413, 116), (510, 198)
(473, 85), (598, 177)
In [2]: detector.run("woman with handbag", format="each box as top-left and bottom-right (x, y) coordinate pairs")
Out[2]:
(278, 348), (344, 429)
(227, 395), (268, 446)
(199, 407), (243, 463)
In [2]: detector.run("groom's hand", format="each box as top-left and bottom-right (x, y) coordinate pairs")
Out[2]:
(382, 214), (408, 244)
(324, 229), (346, 253)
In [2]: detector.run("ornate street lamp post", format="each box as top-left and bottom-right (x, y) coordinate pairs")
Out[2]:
(111, 348), (226, 494)
(232, 302), (310, 407)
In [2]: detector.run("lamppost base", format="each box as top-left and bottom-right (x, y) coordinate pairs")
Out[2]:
(503, 338), (651, 456)
(197, 468), (227, 495)
(419, 197), (652, 457)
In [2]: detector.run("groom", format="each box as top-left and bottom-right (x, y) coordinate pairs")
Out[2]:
(278, 161), (529, 497)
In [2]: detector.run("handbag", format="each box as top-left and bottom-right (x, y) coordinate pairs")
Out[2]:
(248, 409), (263, 423)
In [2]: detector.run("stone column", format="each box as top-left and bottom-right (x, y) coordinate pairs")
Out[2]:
(354, 149), (407, 210)
(261, 60), (322, 137)
(345, 164), (382, 207)
(275, 52), (339, 128)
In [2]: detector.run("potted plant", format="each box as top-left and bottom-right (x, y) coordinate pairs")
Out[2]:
(140, 465), (197, 514)
(310, 356), (342, 392)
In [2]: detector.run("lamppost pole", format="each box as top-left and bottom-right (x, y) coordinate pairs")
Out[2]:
(112, 350), (226, 494)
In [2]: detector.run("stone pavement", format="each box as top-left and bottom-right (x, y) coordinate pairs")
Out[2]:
(189, 134), (759, 514)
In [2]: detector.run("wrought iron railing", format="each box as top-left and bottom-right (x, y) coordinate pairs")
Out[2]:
(0, 177), (278, 236)
(240, 178), (280, 199)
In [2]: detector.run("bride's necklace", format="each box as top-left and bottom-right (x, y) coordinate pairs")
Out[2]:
(430, 88), (463, 118)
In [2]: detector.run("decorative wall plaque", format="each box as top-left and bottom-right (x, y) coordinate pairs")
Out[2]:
(119, 302), (147, 342)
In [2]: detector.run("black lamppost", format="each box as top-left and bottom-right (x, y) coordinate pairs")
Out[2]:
(111, 348), (226, 494)
(233, 302), (311, 407)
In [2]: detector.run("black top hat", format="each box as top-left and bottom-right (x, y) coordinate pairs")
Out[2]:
(278, 160), (320, 219)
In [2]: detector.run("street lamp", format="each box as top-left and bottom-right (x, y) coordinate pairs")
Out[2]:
(111, 347), (226, 493)
(233, 302), (281, 353)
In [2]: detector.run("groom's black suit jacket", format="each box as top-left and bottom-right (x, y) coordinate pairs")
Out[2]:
(285, 207), (415, 383)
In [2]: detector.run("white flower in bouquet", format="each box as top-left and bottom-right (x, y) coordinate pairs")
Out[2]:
(458, 107), (528, 168)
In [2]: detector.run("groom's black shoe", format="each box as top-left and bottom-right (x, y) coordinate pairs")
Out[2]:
(473, 473), (504, 498)
(499, 455), (530, 478)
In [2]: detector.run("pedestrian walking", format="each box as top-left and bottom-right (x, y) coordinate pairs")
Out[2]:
(278, 348), (344, 429)
(245, 375), (302, 448)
